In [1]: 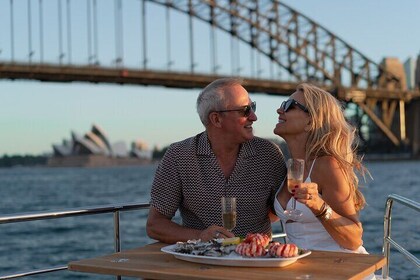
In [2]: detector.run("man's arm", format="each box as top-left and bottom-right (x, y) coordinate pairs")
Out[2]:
(269, 210), (280, 223)
(146, 207), (233, 244)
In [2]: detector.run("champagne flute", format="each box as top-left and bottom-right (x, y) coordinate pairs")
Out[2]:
(284, 158), (304, 220)
(221, 197), (236, 231)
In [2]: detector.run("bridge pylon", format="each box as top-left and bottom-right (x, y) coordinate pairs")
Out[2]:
(341, 84), (420, 155)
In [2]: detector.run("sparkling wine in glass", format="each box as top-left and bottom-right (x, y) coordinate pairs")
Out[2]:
(284, 158), (304, 220)
(221, 197), (236, 231)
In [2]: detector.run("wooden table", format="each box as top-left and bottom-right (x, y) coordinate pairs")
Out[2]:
(68, 242), (386, 280)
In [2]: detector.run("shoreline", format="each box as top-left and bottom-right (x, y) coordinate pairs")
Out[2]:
(2, 153), (420, 169)
(47, 154), (153, 168)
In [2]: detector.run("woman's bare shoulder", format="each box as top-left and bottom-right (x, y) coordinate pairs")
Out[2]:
(314, 156), (341, 173)
(312, 156), (346, 190)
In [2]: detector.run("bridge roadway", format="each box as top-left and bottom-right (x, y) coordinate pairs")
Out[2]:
(0, 63), (297, 95)
(2, 63), (420, 100)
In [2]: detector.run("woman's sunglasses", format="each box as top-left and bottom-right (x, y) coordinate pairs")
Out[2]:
(216, 101), (256, 117)
(280, 99), (309, 113)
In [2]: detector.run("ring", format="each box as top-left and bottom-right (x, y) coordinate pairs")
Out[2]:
(309, 194), (313, 200)
(215, 232), (220, 238)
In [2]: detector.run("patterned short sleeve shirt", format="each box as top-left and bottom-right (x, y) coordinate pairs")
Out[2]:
(150, 132), (286, 237)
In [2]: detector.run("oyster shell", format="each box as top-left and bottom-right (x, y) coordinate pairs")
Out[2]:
(173, 239), (236, 257)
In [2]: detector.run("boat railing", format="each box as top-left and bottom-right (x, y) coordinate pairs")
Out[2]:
(3, 194), (418, 279)
(0, 202), (151, 280)
(381, 194), (420, 279)
(0, 201), (287, 280)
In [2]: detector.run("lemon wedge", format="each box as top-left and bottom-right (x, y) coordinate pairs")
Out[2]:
(221, 237), (241, 246)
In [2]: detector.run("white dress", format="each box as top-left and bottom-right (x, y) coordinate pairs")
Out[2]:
(274, 159), (376, 279)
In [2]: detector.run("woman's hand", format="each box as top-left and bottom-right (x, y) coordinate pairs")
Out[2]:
(293, 182), (324, 214)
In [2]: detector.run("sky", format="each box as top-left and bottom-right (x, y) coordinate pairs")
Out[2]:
(1, 0), (419, 155)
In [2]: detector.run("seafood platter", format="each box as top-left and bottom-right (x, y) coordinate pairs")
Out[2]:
(161, 233), (311, 267)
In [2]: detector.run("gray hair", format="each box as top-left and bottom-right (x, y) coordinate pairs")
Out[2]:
(196, 78), (243, 126)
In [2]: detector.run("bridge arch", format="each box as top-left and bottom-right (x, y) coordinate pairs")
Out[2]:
(149, 0), (403, 90)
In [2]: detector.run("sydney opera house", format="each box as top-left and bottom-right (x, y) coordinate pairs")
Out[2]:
(48, 124), (153, 167)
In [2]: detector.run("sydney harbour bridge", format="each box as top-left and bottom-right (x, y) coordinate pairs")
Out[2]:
(1, 0), (420, 155)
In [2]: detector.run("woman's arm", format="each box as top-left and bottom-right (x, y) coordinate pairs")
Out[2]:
(295, 156), (363, 250)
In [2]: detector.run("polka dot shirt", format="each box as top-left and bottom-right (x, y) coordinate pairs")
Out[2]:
(150, 132), (286, 237)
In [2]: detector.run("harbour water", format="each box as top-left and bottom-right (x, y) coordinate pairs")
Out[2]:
(0, 160), (419, 279)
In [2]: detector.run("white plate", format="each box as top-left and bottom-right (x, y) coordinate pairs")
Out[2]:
(161, 244), (311, 267)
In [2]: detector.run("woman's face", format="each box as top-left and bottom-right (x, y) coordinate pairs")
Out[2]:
(273, 90), (311, 139)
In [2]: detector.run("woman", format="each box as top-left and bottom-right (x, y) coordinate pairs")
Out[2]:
(273, 83), (370, 255)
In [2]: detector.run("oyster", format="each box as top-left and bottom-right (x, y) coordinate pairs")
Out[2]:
(173, 239), (236, 257)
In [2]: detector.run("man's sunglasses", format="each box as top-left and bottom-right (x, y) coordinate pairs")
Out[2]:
(215, 101), (256, 117)
(280, 99), (309, 113)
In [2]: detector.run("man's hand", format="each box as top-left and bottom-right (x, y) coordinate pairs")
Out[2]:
(199, 225), (235, 241)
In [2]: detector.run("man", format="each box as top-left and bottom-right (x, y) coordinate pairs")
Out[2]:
(146, 78), (286, 244)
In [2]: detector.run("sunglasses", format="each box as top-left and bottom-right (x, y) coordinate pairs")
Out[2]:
(280, 99), (309, 113)
(216, 101), (256, 117)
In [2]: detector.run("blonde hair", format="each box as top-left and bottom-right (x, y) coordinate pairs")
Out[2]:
(298, 83), (367, 211)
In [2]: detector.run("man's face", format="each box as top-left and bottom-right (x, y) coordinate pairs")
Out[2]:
(218, 85), (257, 144)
